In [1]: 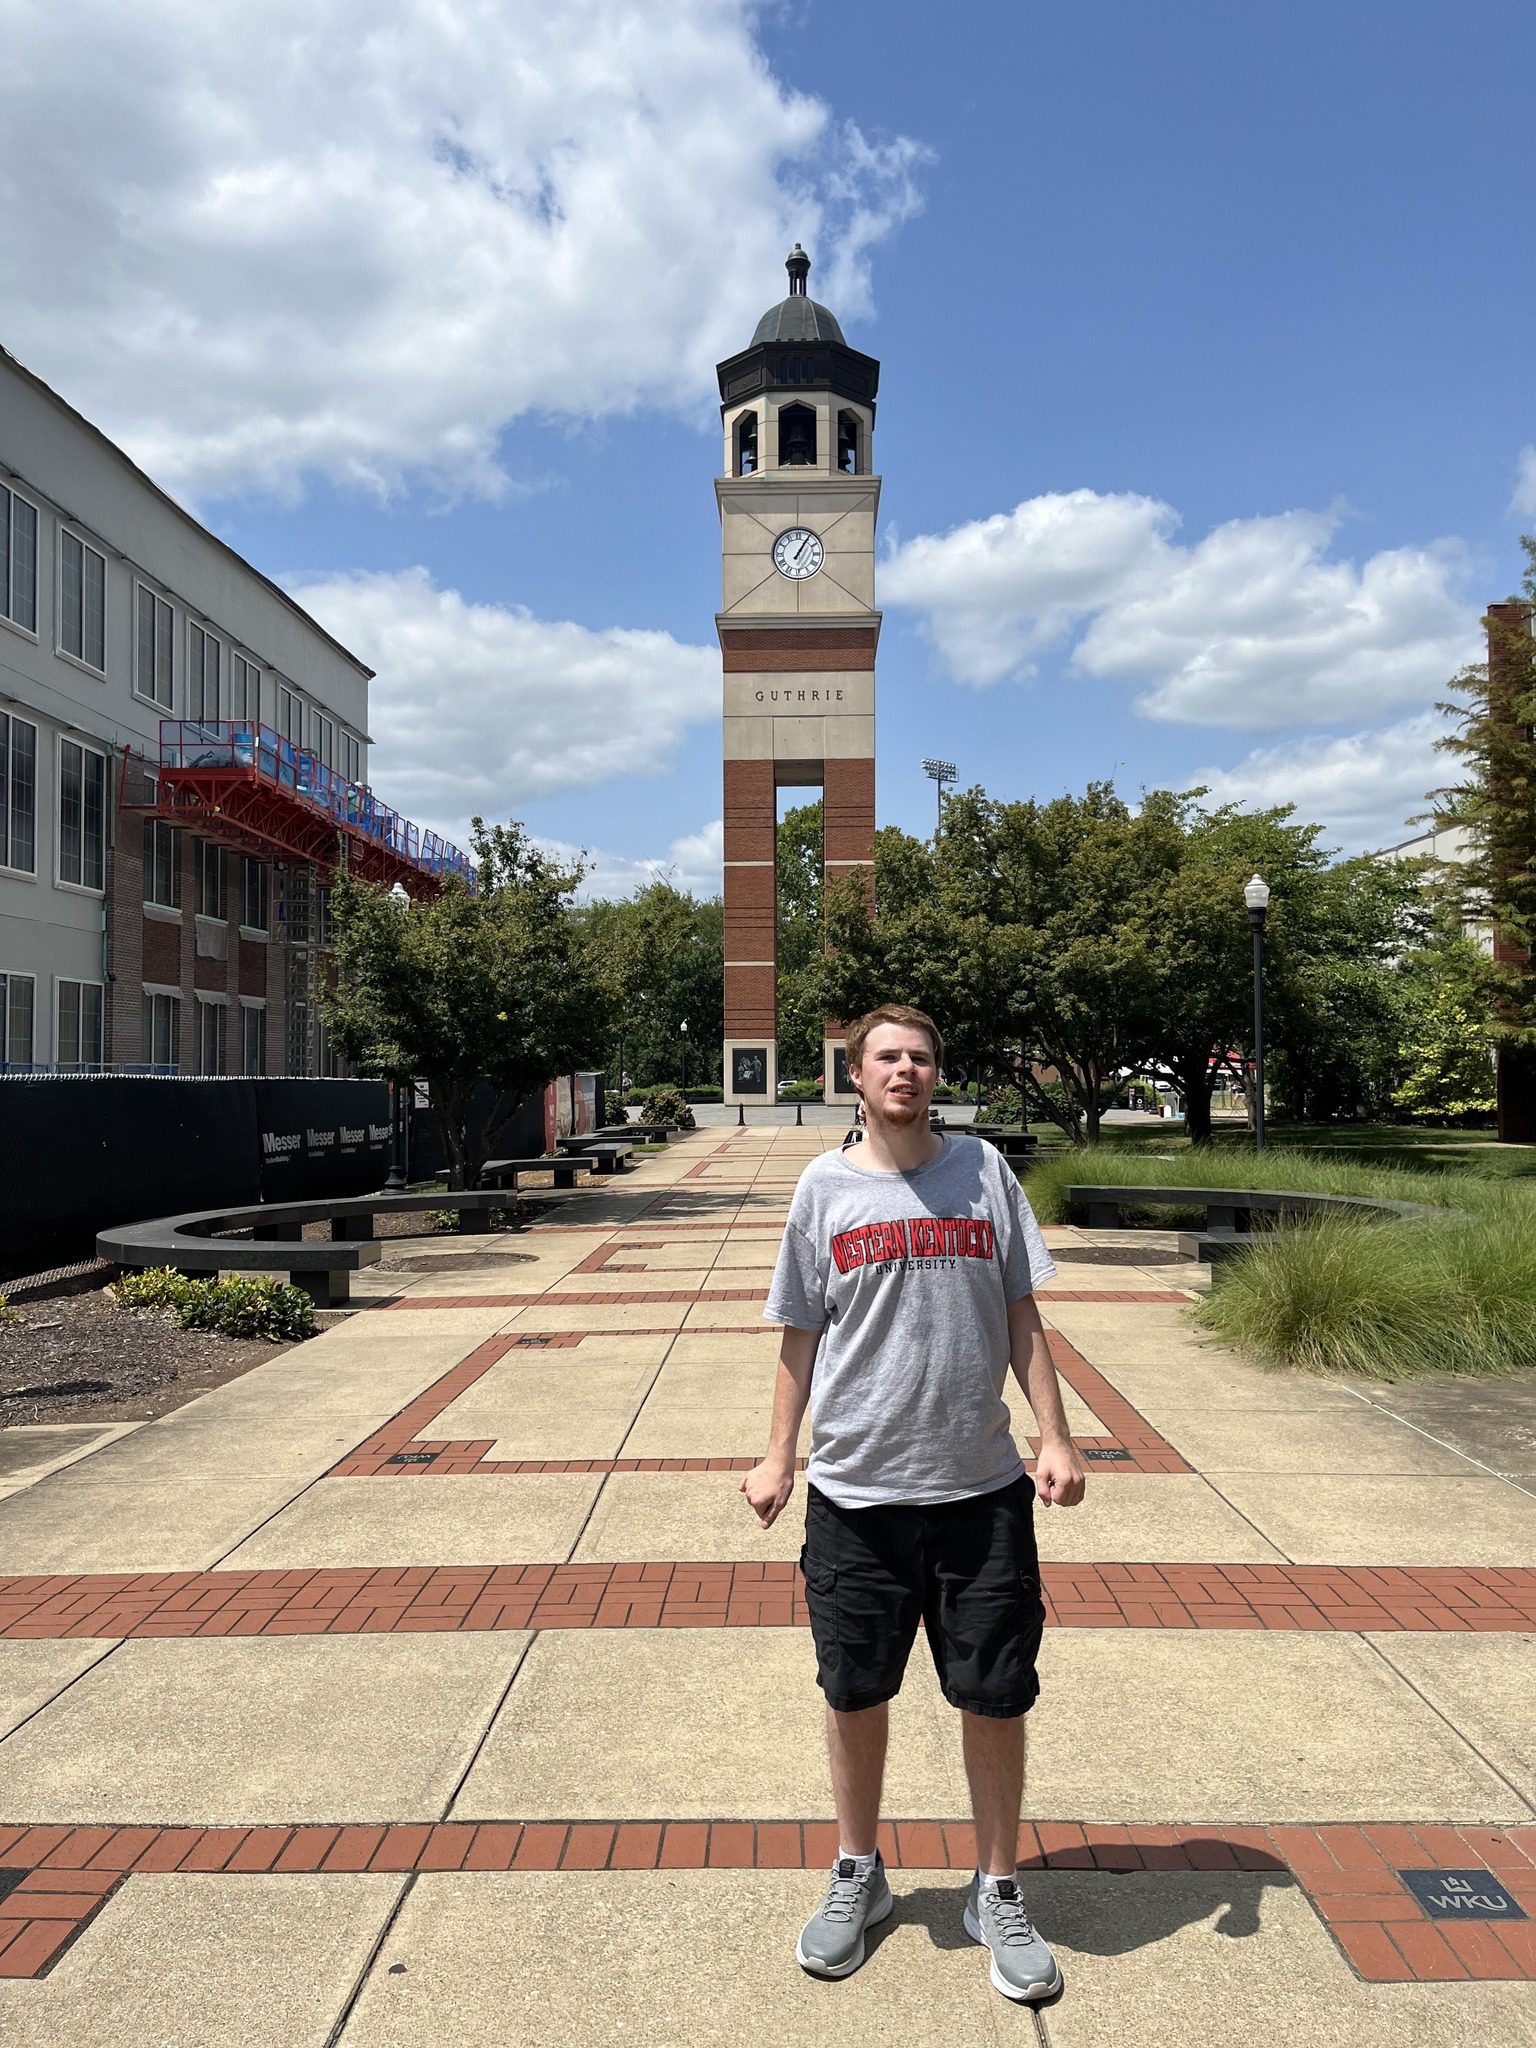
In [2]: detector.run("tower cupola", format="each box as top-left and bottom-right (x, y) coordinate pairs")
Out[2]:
(717, 244), (880, 479)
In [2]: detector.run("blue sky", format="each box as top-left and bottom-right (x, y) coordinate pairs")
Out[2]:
(6, 0), (1532, 888)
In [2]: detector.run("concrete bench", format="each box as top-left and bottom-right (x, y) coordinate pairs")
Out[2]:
(98, 1189), (555, 1309)
(555, 1137), (634, 1174)
(596, 1122), (672, 1143)
(972, 1125), (1041, 1161)
(1062, 1184), (1443, 1263)
(480, 1155), (587, 1191)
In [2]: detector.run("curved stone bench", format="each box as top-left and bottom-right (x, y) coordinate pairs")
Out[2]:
(1062, 1184), (1448, 1263)
(97, 1188), (566, 1309)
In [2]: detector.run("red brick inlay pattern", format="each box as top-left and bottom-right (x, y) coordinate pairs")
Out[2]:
(324, 1331), (1189, 1478)
(0, 1820), (1531, 1982)
(3, 1561), (1532, 1642)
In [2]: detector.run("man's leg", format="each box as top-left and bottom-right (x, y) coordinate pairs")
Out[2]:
(961, 1710), (1025, 1876)
(826, 1700), (889, 1856)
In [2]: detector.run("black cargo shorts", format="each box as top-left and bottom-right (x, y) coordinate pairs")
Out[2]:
(799, 1473), (1045, 1717)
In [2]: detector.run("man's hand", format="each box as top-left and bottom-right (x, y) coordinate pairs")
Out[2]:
(1034, 1436), (1086, 1508)
(740, 1459), (795, 1529)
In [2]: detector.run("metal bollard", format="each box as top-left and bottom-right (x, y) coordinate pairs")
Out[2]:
(737, 1104), (746, 1127)
(795, 1101), (803, 1126)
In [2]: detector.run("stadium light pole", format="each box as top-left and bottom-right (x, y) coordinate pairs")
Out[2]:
(1244, 875), (1271, 1151)
(922, 757), (956, 836)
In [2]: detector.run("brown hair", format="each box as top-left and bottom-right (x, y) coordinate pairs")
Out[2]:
(845, 1004), (945, 1073)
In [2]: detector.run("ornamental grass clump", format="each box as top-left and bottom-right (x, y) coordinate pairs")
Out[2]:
(1022, 1145), (1536, 1380)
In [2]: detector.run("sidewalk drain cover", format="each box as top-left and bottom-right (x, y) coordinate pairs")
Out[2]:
(387, 1450), (438, 1466)
(515, 1336), (552, 1347)
(1082, 1447), (1132, 1463)
(1397, 1869), (1528, 1920)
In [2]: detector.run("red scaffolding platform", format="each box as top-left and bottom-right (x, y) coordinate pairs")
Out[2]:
(123, 722), (474, 897)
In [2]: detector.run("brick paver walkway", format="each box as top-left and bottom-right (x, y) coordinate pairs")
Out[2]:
(0, 1124), (1534, 2043)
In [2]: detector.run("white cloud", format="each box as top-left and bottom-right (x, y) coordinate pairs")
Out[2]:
(881, 491), (1173, 684)
(0, 0), (925, 502)
(554, 818), (725, 902)
(1193, 710), (1452, 853)
(884, 493), (1479, 730)
(288, 567), (716, 838)
(1512, 446), (1536, 520)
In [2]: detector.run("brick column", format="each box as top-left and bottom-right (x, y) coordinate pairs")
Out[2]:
(722, 759), (777, 1099)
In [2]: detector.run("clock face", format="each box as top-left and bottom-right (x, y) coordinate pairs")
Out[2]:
(772, 527), (824, 579)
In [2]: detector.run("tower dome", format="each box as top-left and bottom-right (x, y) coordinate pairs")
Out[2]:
(749, 244), (846, 346)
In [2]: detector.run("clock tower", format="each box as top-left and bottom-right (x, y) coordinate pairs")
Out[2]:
(715, 245), (880, 1108)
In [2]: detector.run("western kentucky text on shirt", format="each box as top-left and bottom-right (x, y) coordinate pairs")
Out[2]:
(829, 1215), (997, 1274)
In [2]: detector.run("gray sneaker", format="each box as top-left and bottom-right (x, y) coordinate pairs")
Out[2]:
(795, 1854), (894, 1978)
(964, 1875), (1063, 2002)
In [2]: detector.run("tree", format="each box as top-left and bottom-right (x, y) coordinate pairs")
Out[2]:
(1434, 537), (1536, 1135)
(1391, 934), (1497, 1123)
(576, 881), (722, 1090)
(324, 819), (612, 1185)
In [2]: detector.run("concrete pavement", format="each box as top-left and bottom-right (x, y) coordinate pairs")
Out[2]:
(0, 1120), (1533, 2043)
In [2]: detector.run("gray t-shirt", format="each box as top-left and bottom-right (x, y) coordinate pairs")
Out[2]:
(764, 1135), (1056, 1508)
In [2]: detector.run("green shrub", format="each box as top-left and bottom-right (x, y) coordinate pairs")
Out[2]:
(631, 1085), (695, 1130)
(683, 1086), (723, 1103)
(113, 1267), (314, 1342)
(175, 1275), (316, 1342)
(782, 1079), (822, 1100)
(0, 1291), (19, 1327)
(430, 1206), (508, 1233)
(112, 1266), (195, 1312)
(982, 1085), (1026, 1123)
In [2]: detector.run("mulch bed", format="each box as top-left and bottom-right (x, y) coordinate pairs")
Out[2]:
(1052, 1245), (1188, 1266)
(0, 1292), (301, 1427)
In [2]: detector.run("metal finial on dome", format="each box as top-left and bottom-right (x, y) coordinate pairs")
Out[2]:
(785, 243), (810, 296)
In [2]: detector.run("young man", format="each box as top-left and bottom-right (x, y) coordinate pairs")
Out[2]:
(742, 1004), (1086, 2003)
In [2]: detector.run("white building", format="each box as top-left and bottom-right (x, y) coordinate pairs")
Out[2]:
(1, 346), (460, 1075)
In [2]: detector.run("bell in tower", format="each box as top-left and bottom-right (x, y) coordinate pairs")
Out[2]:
(712, 249), (882, 1110)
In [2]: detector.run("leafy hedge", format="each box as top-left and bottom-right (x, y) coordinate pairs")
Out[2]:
(630, 1085), (695, 1129)
(113, 1268), (315, 1342)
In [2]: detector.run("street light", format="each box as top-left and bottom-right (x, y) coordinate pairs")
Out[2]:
(1243, 875), (1271, 1151)
(922, 757), (956, 836)
(680, 1018), (689, 1096)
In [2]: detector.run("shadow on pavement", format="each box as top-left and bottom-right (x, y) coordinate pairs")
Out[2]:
(884, 1863), (1295, 1965)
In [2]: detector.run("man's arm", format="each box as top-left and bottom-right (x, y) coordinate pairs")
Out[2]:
(740, 1325), (819, 1529)
(1007, 1293), (1087, 1508)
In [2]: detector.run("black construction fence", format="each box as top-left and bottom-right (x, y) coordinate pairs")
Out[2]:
(0, 1072), (603, 1282)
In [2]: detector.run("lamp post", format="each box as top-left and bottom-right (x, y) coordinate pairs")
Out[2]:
(1243, 875), (1270, 1151)
(680, 1018), (689, 1096)
(922, 757), (956, 836)
(383, 1079), (408, 1192)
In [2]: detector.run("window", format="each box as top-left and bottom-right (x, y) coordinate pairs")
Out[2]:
(1, 486), (38, 633)
(56, 979), (104, 1069)
(196, 996), (226, 1076)
(60, 530), (107, 672)
(838, 410), (861, 475)
(143, 818), (182, 909)
(142, 989), (180, 1069)
(778, 402), (816, 468)
(187, 621), (221, 721)
(135, 585), (175, 707)
(0, 972), (35, 1069)
(735, 411), (758, 476)
(241, 856), (268, 931)
(277, 686), (303, 747)
(229, 650), (261, 724)
(313, 712), (334, 766)
(58, 739), (107, 890)
(196, 839), (226, 919)
(240, 1001), (266, 1076)
(341, 731), (361, 783)
(0, 711), (38, 873)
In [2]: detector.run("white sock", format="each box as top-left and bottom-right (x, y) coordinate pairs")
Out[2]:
(976, 1867), (1016, 1893)
(839, 1846), (879, 1876)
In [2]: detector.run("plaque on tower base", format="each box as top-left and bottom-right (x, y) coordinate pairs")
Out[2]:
(823, 1037), (860, 1108)
(725, 1039), (776, 1106)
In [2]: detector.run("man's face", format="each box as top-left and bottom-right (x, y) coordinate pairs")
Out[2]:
(850, 1023), (937, 1127)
